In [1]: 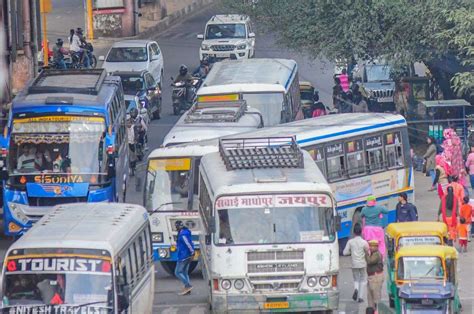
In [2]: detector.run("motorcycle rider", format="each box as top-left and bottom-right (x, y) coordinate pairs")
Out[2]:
(129, 107), (148, 151)
(174, 65), (194, 102)
(193, 57), (210, 78)
(69, 28), (90, 68)
(52, 39), (69, 69)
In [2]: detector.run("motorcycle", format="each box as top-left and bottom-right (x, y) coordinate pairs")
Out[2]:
(71, 43), (97, 69)
(171, 77), (200, 115)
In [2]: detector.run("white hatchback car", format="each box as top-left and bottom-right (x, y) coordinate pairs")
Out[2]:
(100, 40), (164, 86)
(197, 15), (255, 61)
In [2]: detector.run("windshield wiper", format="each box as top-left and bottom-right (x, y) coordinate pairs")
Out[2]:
(423, 265), (436, 277)
(149, 202), (183, 213)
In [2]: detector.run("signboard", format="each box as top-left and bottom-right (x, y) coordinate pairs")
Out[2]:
(325, 143), (343, 157)
(215, 194), (332, 210)
(365, 135), (383, 149)
(93, 0), (124, 9)
(148, 158), (191, 171)
(197, 94), (239, 102)
(14, 116), (104, 123)
(4, 306), (109, 314)
(12, 116), (105, 134)
(6, 256), (111, 273)
(399, 236), (441, 247)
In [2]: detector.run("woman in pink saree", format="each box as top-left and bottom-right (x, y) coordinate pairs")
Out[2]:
(361, 195), (389, 258)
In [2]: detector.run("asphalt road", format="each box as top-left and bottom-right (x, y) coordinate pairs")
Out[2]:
(5, 3), (474, 314)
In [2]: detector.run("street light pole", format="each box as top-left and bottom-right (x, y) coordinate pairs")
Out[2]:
(86, 0), (94, 41)
(39, 0), (51, 67)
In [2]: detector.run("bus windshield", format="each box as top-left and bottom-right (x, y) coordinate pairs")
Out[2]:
(8, 116), (106, 176)
(398, 256), (444, 280)
(242, 93), (284, 126)
(145, 158), (197, 211)
(3, 253), (112, 308)
(216, 194), (335, 245)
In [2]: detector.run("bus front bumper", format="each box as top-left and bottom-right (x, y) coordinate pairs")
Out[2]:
(212, 290), (339, 313)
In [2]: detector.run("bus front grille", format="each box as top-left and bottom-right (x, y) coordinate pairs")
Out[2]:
(27, 197), (88, 207)
(247, 250), (304, 292)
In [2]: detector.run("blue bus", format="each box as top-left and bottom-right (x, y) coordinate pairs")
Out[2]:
(0, 69), (129, 236)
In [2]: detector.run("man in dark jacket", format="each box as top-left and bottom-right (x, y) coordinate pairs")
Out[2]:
(175, 220), (195, 295)
(396, 192), (418, 222)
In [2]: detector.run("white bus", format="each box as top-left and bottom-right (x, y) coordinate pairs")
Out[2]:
(197, 58), (303, 127)
(162, 100), (263, 147)
(144, 141), (218, 275)
(233, 113), (413, 243)
(199, 137), (340, 313)
(0, 203), (154, 314)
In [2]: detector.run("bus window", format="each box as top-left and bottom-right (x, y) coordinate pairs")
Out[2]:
(129, 245), (138, 284)
(308, 146), (326, 176)
(325, 143), (345, 181)
(384, 132), (403, 168)
(364, 135), (384, 172)
(138, 235), (146, 271)
(345, 139), (365, 176)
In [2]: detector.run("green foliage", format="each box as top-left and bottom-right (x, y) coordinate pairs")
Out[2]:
(222, 0), (473, 98)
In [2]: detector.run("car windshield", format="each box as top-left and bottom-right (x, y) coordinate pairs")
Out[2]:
(366, 65), (391, 81)
(145, 158), (198, 211)
(398, 257), (444, 280)
(8, 116), (106, 176)
(3, 255), (112, 308)
(242, 93), (284, 126)
(216, 194), (335, 245)
(206, 23), (247, 39)
(106, 47), (147, 62)
(119, 76), (145, 95)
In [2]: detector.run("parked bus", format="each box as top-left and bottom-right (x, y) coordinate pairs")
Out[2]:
(0, 69), (129, 236)
(162, 100), (263, 147)
(198, 137), (339, 313)
(197, 58), (302, 127)
(0, 203), (154, 313)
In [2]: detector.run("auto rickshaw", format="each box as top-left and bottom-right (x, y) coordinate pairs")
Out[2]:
(394, 245), (460, 313)
(398, 281), (457, 313)
(385, 222), (448, 310)
(299, 81), (315, 118)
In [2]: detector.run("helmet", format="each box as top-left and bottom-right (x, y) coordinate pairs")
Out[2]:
(179, 64), (188, 76)
(175, 220), (184, 230)
(76, 27), (83, 35)
(130, 107), (138, 119)
(56, 38), (63, 46)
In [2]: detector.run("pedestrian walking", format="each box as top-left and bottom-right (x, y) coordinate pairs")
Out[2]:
(433, 155), (450, 198)
(449, 176), (465, 208)
(465, 146), (474, 191)
(460, 196), (472, 240)
(395, 192), (418, 222)
(343, 223), (368, 303)
(457, 217), (469, 252)
(352, 84), (368, 113)
(438, 186), (459, 246)
(174, 220), (195, 295)
(338, 68), (350, 92)
(423, 136), (437, 188)
(361, 196), (389, 258)
(365, 240), (384, 312)
(332, 77), (343, 112)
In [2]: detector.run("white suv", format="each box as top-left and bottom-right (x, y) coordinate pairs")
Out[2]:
(197, 15), (255, 61)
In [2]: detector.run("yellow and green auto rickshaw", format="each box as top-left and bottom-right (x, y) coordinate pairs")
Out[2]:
(394, 245), (460, 313)
(385, 222), (448, 310)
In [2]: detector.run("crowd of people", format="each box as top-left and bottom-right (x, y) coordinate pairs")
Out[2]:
(332, 70), (368, 114)
(423, 129), (474, 250)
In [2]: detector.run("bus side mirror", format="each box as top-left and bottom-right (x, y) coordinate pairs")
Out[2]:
(335, 215), (341, 231)
(205, 234), (211, 245)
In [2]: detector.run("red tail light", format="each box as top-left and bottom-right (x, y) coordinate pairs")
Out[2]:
(107, 145), (114, 154)
(1, 148), (8, 158)
(213, 279), (219, 291)
(332, 275), (338, 287)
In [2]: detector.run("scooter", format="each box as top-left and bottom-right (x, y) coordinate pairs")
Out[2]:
(170, 77), (200, 115)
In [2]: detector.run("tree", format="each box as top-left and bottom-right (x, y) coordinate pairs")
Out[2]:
(222, 0), (473, 99)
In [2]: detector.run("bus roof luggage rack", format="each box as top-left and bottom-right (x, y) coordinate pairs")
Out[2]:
(28, 69), (107, 95)
(219, 136), (304, 170)
(185, 100), (248, 123)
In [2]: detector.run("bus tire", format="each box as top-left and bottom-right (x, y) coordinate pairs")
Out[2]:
(161, 261), (198, 276)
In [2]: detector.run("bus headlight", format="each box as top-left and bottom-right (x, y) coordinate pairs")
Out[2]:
(234, 279), (244, 290)
(221, 279), (231, 290)
(152, 233), (163, 243)
(9, 203), (29, 225)
(158, 248), (169, 258)
(319, 276), (330, 287)
(307, 276), (317, 287)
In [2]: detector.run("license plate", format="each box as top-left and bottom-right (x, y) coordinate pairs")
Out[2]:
(263, 302), (289, 309)
(378, 96), (393, 103)
(193, 250), (200, 260)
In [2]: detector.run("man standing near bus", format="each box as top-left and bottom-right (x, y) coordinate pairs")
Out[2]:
(175, 220), (195, 295)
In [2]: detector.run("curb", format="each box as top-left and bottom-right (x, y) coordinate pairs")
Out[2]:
(137, 0), (215, 39)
